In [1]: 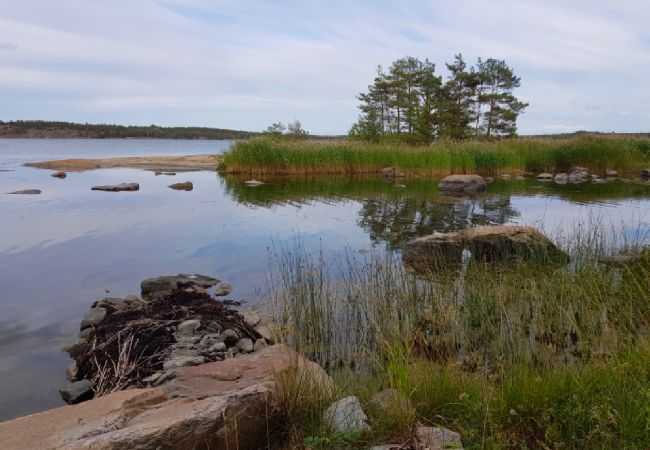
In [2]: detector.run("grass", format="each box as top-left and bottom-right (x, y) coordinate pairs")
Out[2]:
(265, 233), (650, 448)
(220, 134), (650, 177)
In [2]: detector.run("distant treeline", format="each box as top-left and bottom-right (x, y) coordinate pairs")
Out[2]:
(0, 120), (258, 139)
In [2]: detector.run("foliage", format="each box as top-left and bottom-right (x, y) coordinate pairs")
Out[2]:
(264, 120), (309, 140)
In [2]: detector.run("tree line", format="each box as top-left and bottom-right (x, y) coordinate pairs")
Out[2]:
(349, 54), (528, 143)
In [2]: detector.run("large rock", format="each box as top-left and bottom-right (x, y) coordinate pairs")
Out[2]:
(91, 183), (139, 192)
(415, 426), (463, 450)
(438, 175), (486, 193)
(568, 170), (585, 183)
(403, 225), (568, 273)
(0, 345), (331, 450)
(59, 380), (93, 405)
(324, 396), (370, 433)
(140, 274), (220, 299)
(80, 307), (107, 330)
(554, 173), (568, 184)
(168, 181), (193, 191)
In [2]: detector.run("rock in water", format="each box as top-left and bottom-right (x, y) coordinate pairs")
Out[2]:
(7, 189), (41, 194)
(415, 426), (463, 450)
(91, 183), (139, 192)
(536, 172), (553, 181)
(80, 307), (107, 330)
(554, 173), (568, 184)
(214, 282), (232, 297)
(641, 168), (650, 180)
(381, 167), (396, 178)
(244, 179), (264, 186)
(140, 274), (220, 299)
(325, 396), (370, 433)
(168, 181), (193, 191)
(51, 171), (67, 178)
(438, 175), (486, 193)
(605, 169), (617, 178)
(568, 170), (585, 183)
(59, 380), (93, 404)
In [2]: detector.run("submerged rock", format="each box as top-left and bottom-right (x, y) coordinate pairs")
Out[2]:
(325, 396), (370, 433)
(168, 181), (193, 191)
(7, 189), (41, 195)
(91, 183), (139, 192)
(438, 174), (486, 193)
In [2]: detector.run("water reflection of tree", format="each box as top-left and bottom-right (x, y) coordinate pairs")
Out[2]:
(358, 194), (519, 249)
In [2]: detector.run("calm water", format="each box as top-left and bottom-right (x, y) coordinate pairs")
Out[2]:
(0, 139), (649, 421)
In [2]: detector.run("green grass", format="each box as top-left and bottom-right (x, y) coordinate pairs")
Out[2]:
(221, 134), (650, 177)
(266, 236), (650, 448)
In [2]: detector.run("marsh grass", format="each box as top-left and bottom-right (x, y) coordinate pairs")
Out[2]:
(222, 134), (650, 177)
(266, 230), (650, 448)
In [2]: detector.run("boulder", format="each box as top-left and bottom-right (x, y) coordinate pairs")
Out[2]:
(214, 282), (232, 297)
(168, 181), (193, 191)
(554, 173), (568, 184)
(80, 307), (107, 330)
(7, 189), (41, 195)
(219, 329), (240, 346)
(536, 173), (553, 181)
(236, 338), (254, 353)
(140, 274), (220, 299)
(324, 396), (370, 433)
(0, 345), (331, 450)
(91, 183), (139, 192)
(414, 426), (463, 450)
(403, 225), (568, 273)
(568, 170), (585, 183)
(59, 380), (93, 405)
(51, 171), (67, 178)
(438, 175), (486, 193)
(381, 167), (396, 178)
(244, 179), (264, 186)
(605, 169), (618, 178)
(242, 310), (261, 327)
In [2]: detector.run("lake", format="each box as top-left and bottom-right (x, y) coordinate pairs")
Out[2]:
(0, 139), (649, 421)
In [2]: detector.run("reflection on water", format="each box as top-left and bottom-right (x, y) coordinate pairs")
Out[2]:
(0, 140), (649, 420)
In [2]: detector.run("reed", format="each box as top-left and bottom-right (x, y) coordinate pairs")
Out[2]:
(221, 134), (650, 177)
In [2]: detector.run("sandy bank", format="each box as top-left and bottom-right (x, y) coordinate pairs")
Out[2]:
(24, 154), (220, 172)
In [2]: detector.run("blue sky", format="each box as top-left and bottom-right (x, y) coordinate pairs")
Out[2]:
(1, 0), (649, 135)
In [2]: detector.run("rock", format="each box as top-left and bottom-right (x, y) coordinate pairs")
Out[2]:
(168, 181), (193, 191)
(414, 426), (463, 450)
(605, 169), (618, 178)
(438, 175), (486, 193)
(219, 329), (240, 346)
(484, 176), (495, 184)
(244, 179), (264, 186)
(91, 297), (141, 314)
(568, 170), (585, 183)
(515, 175), (525, 181)
(229, 346), (240, 356)
(554, 173), (568, 184)
(255, 324), (274, 343)
(154, 171), (176, 176)
(140, 274), (220, 299)
(0, 346), (331, 450)
(78, 327), (93, 340)
(573, 166), (589, 176)
(162, 356), (206, 370)
(370, 445), (405, 450)
(80, 307), (107, 330)
(397, 172), (406, 178)
(7, 189), (41, 194)
(66, 362), (78, 382)
(403, 225), (568, 273)
(324, 396), (370, 433)
(381, 167), (396, 178)
(51, 171), (67, 178)
(536, 172), (553, 181)
(214, 282), (232, 297)
(369, 388), (412, 413)
(59, 380), (93, 404)
(254, 338), (267, 352)
(641, 168), (650, 180)
(62, 340), (89, 359)
(91, 183), (139, 192)
(395, 184), (407, 189)
(176, 319), (201, 335)
(236, 338), (254, 353)
(209, 342), (227, 353)
(242, 310), (261, 327)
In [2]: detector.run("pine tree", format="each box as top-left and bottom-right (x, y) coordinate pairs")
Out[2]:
(436, 54), (476, 140)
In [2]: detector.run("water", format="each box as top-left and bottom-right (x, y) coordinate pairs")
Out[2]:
(0, 139), (649, 421)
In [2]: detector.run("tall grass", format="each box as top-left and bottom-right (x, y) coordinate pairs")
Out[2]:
(221, 134), (650, 177)
(266, 231), (650, 448)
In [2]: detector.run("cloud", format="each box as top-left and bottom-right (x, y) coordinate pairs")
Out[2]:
(0, 42), (18, 51)
(0, 0), (649, 134)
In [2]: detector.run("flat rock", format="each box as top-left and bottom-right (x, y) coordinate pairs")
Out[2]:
(162, 356), (206, 370)
(568, 170), (585, 183)
(140, 274), (219, 299)
(536, 172), (553, 180)
(154, 171), (176, 176)
(7, 189), (41, 195)
(438, 174), (486, 193)
(59, 380), (93, 405)
(80, 307), (107, 330)
(324, 396), (370, 433)
(91, 183), (139, 192)
(244, 179), (264, 186)
(51, 171), (67, 178)
(415, 426), (463, 450)
(168, 181), (193, 191)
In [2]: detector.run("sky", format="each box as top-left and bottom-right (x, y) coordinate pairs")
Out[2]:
(1, 0), (649, 135)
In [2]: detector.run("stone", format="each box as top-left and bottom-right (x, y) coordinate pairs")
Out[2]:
(515, 175), (525, 181)
(568, 170), (585, 183)
(484, 176), (495, 184)
(0, 346), (331, 450)
(229, 346), (240, 356)
(91, 183), (139, 192)
(395, 184), (407, 189)
(66, 362), (78, 382)
(255, 324), (274, 343)
(62, 340), (89, 359)
(536, 172), (553, 180)
(554, 173), (568, 184)
(438, 175), (486, 193)
(59, 380), (93, 404)
(168, 181), (193, 191)
(641, 168), (650, 180)
(162, 356), (206, 370)
(209, 342), (227, 353)
(219, 329), (240, 346)
(91, 297), (141, 314)
(236, 338), (254, 353)
(242, 310), (261, 327)
(605, 169), (618, 178)
(80, 307), (107, 330)
(176, 319), (201, 335)
(214, 282), (232, 297)
(7, 189), (41, 194)
(369, 388), (412, 413)
(140, 274), (220, 299)
(573, 166), (589, 176)
(244, 179), (264, 186)
(414, 426), (463, 450)
(254, 338), (267, 352)
(381, 167), (396, 178)
(78, 327), (93, 340)
(324, 396), (370, 433)
(500, 173), (511, 180)
(403, 225), (568, 273)
(154, 171), (176, 176)
(51, 171), (67, 178)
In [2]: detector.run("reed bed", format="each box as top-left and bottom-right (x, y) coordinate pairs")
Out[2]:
(221, 134), (650, 177)
(265, 229), (650, 448)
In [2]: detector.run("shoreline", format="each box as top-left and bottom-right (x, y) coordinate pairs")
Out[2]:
(24, 154), (221, 172)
